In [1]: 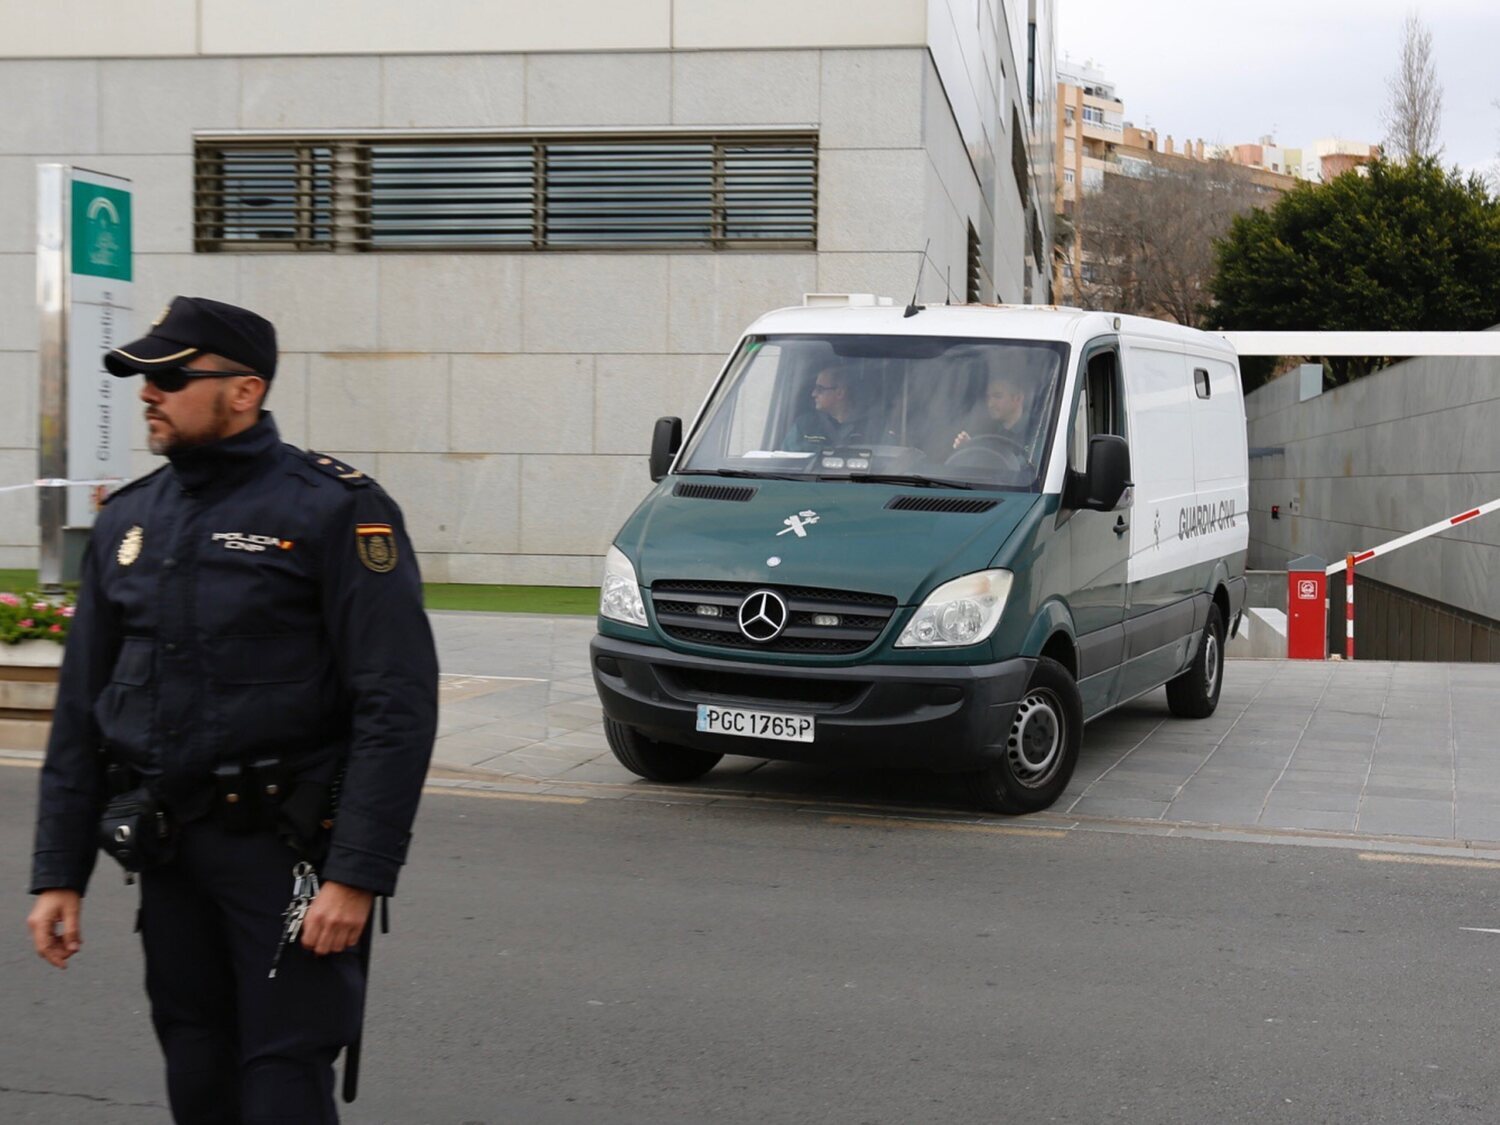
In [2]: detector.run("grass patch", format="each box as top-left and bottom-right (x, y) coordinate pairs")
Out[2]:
(423, 583), (598, 615)
(0, 568), (595, 616)
(0, 569), (46, 591)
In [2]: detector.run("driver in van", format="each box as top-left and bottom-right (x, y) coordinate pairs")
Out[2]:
(952, 369), (1030, 453)
(784, 361), (884, 451)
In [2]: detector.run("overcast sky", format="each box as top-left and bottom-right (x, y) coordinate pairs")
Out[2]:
(1056, 0), (1499, 177)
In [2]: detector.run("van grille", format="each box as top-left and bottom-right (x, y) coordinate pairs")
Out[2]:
(650, 580), (898, 656)
(886, 495), (999, 513)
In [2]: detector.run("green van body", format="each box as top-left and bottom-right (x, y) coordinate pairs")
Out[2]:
(591, 301), (1248, 804)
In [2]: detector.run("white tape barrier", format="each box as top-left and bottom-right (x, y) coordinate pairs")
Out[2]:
(0, 477), (127, 494)
(1221, 331), (1500, 357)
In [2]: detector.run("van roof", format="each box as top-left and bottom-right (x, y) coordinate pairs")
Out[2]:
(744, 302), (1237, 357)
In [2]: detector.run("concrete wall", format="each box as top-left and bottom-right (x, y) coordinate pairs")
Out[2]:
(1245, 346), (1500, 623)
(0, 45), (1027, 582)
(0, 1), (929, 57)
(0, 0), (1054, 584)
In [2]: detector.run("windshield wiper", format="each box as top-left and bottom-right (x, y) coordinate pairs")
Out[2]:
(676, 468), (806, 481)
(833, 473), (979, 490)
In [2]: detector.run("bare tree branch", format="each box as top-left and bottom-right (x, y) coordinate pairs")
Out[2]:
(1383, 11), (1444, 162)
(1073, 159), (1267, 327)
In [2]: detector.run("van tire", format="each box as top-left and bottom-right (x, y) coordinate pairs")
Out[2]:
(604, 717), (723, 782)
(966, 657), (1082, 815)
(1166, 603), (1225, 719)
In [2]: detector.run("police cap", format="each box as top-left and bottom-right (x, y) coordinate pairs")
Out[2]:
(104, 296), (278, 379)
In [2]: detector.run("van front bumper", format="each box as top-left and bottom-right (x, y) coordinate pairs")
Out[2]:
(591, 634), (1034, 773)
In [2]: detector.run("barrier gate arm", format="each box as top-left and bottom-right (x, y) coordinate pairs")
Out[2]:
(1324, 498), (1500, 577)
(1322, 497), (1500, 659)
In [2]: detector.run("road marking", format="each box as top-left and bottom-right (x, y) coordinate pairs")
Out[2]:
(439, 673), (547, 683)
(422, 785), (587, 806)
(1459, 927), (1500, 935)
(1358, 852), (1500, 871)
(0, 755), (40, 770)
(826, 815), (1067, 839)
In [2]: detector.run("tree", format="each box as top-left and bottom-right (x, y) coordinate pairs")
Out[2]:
(1073, 157), (1268, 327)
(1383, 12), (1443, 162)
(1207, 158), (1500, 390)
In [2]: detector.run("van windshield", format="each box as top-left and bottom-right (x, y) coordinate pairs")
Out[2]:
(677, 334), (1069, 491)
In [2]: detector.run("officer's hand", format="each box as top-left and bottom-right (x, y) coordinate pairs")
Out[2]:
(302, 881), (374, 956)
(953, 431), (971, 450)
(27, 889), (83, 969)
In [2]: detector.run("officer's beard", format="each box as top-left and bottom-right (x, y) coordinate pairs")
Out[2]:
(147, 389), (235, 456)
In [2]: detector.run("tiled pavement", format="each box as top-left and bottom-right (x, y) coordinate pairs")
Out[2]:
(433, 612), (1500, 847)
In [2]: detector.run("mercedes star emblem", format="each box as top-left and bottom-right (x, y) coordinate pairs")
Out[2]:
(738, 589), (789, 643)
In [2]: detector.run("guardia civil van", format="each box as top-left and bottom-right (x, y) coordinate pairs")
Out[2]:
(591, 296), (1248, 813)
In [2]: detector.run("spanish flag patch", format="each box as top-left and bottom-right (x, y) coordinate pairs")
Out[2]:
(355, 523), (398, 573)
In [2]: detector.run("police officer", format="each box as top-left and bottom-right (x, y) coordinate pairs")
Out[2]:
(26, 296), (439, 1123)
(784, 361), (884, 451)
(952, 369), (1031, 451)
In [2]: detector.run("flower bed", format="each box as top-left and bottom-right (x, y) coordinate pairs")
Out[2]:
(0, 591), (74, 646)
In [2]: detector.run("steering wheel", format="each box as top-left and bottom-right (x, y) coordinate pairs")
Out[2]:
(946, 432), (1029, 470)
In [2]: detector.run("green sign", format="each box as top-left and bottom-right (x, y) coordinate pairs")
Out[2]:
(71, 181), (132, 281)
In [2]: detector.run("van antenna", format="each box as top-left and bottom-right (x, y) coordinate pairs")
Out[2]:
(945, 266), (952, 305)
(903, 239), (930, 318)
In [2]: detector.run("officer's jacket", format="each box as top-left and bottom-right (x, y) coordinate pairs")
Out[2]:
(31, 414), (439, 896)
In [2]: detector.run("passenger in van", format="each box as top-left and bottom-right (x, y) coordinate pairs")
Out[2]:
(784, 362), (886, 451)
(951, 369), (1032, 456)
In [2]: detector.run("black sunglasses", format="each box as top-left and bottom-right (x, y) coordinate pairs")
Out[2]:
(143, 367), (260, 393)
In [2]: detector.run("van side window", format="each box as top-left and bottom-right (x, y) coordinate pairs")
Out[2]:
(1070, 346), (1124, 468)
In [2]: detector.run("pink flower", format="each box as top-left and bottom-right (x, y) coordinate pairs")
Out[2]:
(49, 624), (62, 634)
(0, 593), (18, 606)
(61, 606), (75, 618)
(18, 618), (32, 628)
(33, 602), (49, 611)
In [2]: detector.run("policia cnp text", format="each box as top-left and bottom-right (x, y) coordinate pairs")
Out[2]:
(27, 296), (439, 1124)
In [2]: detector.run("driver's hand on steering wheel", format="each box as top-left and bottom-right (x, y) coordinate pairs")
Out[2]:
(952, 431), (971, 450)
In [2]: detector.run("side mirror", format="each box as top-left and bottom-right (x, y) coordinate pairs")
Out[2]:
(649, 416), (683, 482)
(1075, 434), (1132, 511)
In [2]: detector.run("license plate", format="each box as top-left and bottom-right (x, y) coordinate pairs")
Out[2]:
(695, 704), (815, 743)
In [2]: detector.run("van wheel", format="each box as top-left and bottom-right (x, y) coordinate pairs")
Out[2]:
(966, 657), (1082, 815)
(1166, 604), (1225, 719)
(604, 717), (722, 782)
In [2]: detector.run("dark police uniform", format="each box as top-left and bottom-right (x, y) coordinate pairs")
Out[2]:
(30, 297), (438, 1124)
(783, 409), (885, 452)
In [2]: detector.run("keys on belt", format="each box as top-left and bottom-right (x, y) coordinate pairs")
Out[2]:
(268, 861), (320, 979)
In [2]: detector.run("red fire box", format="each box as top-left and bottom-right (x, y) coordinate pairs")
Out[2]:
(1286, 555), (1328, 660)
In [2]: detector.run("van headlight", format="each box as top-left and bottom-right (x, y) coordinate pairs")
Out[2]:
(896, 570), (1013, 648)
(600, 545), (648, 627)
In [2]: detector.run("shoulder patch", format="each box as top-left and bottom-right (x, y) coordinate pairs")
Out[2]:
(295, 448), (374, 489)
(101, 465), (168, 506)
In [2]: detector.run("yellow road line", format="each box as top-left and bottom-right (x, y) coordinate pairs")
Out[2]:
(1358, 852), (1500, 871)
(422, 785), (587, 806)
(827, 814), (1067, 839)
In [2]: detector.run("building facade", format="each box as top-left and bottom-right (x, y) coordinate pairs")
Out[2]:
(0, 0), (1057, 584)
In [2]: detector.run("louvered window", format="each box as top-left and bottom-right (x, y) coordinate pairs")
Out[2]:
(194, 131), (817, 252)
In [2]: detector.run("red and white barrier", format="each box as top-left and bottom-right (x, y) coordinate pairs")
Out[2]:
(1323, 496), (1500, 659)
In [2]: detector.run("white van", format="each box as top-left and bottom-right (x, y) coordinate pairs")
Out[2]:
(592, 297), (1249, 813)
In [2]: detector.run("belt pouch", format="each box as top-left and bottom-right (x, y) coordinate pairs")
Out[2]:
(98, 787), (174, 873)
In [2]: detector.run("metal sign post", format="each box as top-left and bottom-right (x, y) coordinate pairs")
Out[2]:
(36, 165), (133, 590)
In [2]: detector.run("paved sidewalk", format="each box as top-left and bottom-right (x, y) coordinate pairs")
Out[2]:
(434, 612), (1500, 846)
